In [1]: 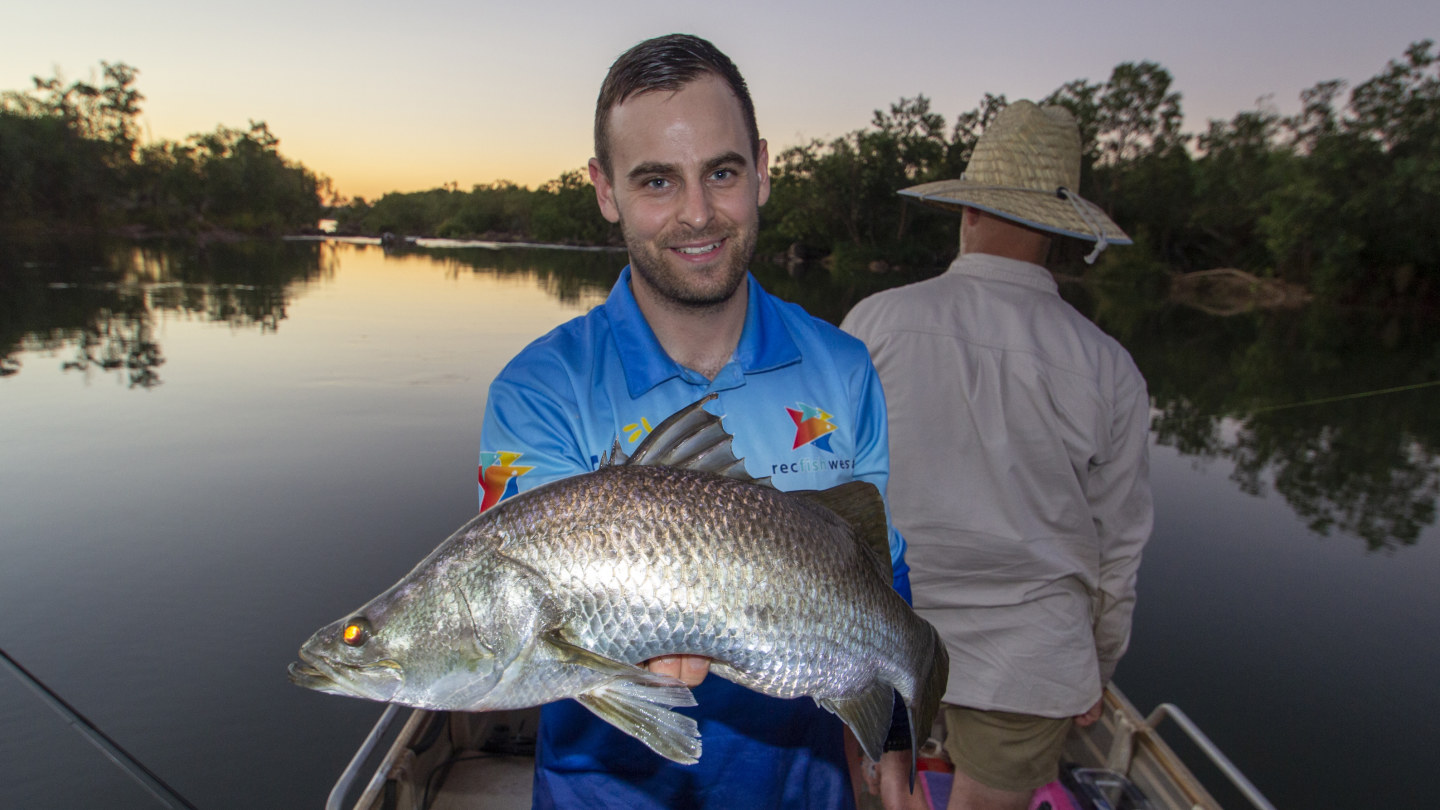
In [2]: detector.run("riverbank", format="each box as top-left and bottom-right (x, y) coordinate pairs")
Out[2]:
(1169, 267), (1313, 315)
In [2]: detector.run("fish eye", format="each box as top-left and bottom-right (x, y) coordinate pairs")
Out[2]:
(341, 618), (371, 647)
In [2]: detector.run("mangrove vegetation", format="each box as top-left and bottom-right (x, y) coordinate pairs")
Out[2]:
(3, 42), (1438, 306)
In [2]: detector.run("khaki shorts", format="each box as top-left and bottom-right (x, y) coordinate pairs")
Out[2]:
(941, 704), (1072, 793)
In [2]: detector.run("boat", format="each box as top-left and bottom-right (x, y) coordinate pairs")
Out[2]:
(326, 684), (1275, 810)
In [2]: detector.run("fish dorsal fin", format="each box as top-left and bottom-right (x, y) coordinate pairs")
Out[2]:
(599, 438), (628, 467)
(624, 393), (770, 486)
(793, 481), (893, 583)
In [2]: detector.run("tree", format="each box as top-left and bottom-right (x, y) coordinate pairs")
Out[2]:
(1094, 61), (1185, 167)
(532, 169), (616, 245)
(1258, 40), (1440, 301)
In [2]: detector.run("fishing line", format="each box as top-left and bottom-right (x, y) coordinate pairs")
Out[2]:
(1246, 379), (1440, 415)
(0, 646), (200, 810)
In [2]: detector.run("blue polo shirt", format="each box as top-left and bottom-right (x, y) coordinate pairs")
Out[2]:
(478, 266), (910, 809)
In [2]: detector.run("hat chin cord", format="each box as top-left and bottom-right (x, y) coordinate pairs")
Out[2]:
(1057, 187), (1109, 264)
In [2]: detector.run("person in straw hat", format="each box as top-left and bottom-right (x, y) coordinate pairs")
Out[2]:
(842, 100), (1153, 810)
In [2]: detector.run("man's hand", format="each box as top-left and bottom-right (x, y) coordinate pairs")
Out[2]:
(1074, 697), (1104, 728)
(644, 654), (710, 687)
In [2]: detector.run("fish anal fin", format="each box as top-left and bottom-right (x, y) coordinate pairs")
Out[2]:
(818, 681), (893, 764)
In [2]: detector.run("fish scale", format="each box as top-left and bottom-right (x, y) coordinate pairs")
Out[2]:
(486, 463), (912, 702)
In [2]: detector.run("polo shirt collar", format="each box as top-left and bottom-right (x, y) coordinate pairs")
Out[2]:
(606, 266), (802, 398)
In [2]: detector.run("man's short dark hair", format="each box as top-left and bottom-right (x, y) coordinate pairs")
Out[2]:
(593, 33), (760, 178)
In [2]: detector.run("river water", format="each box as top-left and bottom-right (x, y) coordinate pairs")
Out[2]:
(1, 238), (1436, 808)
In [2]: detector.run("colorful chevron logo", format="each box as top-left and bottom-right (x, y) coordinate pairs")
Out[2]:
(787, 402), (838, 452)
(478, 451), (533, 511)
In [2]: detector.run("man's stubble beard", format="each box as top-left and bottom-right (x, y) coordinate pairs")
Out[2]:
(622, 217), (758, 310)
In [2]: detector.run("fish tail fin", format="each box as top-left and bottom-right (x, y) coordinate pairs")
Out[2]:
(819, 681), (893, 764)
(905, 621), (950, 788)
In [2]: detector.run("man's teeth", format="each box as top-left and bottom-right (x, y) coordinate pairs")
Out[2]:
(677, 242), (720, 255)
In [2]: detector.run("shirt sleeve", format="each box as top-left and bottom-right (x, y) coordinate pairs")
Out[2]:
(1087, 364), (1154, 683)
(847, 352), (914, 604)
(478, 372), (590, 511)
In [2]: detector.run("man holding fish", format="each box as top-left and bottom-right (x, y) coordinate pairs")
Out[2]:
(290, 31), (943, 810)
(476, 33), (926, 810)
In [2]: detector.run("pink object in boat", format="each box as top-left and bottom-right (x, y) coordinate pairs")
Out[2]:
(1029, 779), (1082, 810)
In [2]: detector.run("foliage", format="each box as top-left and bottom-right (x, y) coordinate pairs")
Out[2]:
(4, 44), (1438, 304)
(757, 42), (1440, 306)
(331, 171), (617, 245)
(761, 95), (971, 266)
(1251, 40), (1440, 303)
(2, 62), (326, 235)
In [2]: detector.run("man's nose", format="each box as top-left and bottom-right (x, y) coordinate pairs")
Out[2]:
(677, 182), (714, 229)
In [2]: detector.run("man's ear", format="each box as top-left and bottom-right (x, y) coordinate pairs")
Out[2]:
(588, 158), (621, 224)
(755, 138), (771, 208)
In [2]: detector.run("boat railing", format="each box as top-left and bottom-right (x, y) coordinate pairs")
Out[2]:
(1142, 702), (1276, 810)
(324, 689), (1276, 810)
(326, 704), (403, 810)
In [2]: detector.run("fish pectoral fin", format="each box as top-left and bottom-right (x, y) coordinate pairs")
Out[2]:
(818, 681), (894, 763)
(541, 632), (702, 764)
(577, 677), (702, 765)
(541, 631), (677, 683)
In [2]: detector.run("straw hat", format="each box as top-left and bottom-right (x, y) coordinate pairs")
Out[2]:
(900, 100), (1130, 259)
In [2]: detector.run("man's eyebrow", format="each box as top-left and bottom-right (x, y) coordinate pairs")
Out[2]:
(626, 161), (676, 182)
(703, 151), (749, 174)
(625, 152), (750, 184)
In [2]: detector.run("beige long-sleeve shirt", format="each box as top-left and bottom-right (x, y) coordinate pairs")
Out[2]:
(842, 252), (1153, 717)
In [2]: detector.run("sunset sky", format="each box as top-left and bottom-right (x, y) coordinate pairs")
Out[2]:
(6, 0), (1433, 201)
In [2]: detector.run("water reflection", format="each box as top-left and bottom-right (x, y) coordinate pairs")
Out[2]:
(423, 244), (624, 307)
(1072, 272), (1440, 551)
(0, 238), (335, 386)
(2, 238), (1437, 551)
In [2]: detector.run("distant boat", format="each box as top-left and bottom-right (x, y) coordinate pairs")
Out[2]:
(380, 232), (420, 253)
(324, 684), (1275, 810)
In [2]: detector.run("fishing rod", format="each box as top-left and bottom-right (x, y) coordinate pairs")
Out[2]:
(1246, 378), (1440, 415)
(0, 646), (199, 810)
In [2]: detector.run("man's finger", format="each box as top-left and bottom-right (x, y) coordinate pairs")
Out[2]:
(645, 654), (710, 687)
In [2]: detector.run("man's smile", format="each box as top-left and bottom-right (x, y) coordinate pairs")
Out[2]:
(673, 240), (723, 256)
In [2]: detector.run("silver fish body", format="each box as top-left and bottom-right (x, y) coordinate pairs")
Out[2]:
(290, 395), (948, 767)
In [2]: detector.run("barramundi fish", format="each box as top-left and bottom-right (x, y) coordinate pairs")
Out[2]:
(289, 393), (948, 772)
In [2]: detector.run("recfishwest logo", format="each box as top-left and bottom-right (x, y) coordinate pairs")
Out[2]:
(772, 457), (855, 475)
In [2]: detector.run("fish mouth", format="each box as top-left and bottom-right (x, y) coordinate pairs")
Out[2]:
(288, 650), (404, 700)
(287, 660), (337, 690)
